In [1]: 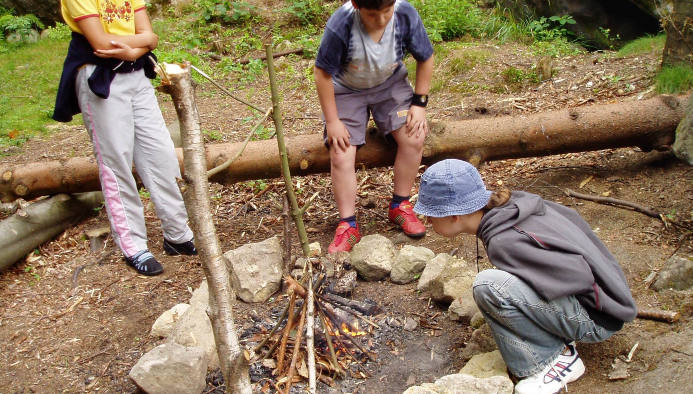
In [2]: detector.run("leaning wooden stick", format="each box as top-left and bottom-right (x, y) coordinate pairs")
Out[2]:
(564, 189), (660, 217)
(636, 308), (680, 323)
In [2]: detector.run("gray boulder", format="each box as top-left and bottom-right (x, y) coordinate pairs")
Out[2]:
(417, 254), (475, 304)
(129, 342), (207, 394)
(448, 287), (479, 324)
(673, 95), (693, 166)
(435, 374), (513, 394)
(459, 350), (508, 379)
(391, 245), (435, 284)
(225, 236), (283, 303)
(168, 304), (219, 370)
(350, 234), (397, 281)
(150, 303), (190, 338)
(652, 256), (693, 291)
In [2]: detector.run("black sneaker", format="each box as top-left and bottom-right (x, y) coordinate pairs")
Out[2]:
(124, 251), (164, 276)
(163, 238), (198, 256)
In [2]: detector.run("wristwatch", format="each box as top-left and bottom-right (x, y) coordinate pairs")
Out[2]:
(411, 93), (429, 108)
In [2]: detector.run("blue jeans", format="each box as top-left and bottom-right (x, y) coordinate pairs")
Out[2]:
(472, 270), (616, 378)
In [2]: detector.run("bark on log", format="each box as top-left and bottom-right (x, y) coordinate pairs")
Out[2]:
(0, 95), (688, 202)
(159, 62), (252, 394)
(0, 192), (104, 272)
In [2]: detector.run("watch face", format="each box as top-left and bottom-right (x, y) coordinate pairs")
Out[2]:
(421, 95), (428, 103)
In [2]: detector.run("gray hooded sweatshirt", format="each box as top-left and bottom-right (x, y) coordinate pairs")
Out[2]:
(477, 191), (637, 331)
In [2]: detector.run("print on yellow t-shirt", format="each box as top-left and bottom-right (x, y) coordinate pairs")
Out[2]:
(61, 0), (146, 36)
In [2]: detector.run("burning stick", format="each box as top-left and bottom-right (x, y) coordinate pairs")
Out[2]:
(321, 304), (374, 361)
(317, 306), (345, 377)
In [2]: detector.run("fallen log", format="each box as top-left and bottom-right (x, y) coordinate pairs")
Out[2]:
(0, 192), (104, 272)
(0, 95), (687, 202)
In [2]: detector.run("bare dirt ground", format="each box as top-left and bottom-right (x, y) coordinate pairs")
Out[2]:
(1, 28), (692, 394)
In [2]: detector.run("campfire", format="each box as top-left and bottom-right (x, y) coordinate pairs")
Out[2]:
(249, 260), (382, 392)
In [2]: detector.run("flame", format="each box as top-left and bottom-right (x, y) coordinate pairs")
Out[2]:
(341, 321), (367, 337)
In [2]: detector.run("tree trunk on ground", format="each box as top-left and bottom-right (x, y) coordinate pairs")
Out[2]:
(662, 0), (693, 66)
(0, 95), (688, 202)
(0, 192), (103, 272)
(158, 62), (251, 394)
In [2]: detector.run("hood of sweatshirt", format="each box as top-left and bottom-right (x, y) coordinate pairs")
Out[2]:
(477, 191), (637, 328)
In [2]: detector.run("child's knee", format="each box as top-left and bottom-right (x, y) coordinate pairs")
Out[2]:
(472, 270), (513, 308)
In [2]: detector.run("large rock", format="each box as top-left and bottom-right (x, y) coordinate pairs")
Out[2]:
(448, 287), (479, 324)
(168, 304), (219, 370)
(417, 254), (475, 304)
(391, 245), (435, 284)
(129, 342), (207, 394)
(461, 324), (498, 361)
(673, 95), (693, 166)
(459, 350), (508, 379)
(350, 234), (397, 281)
(189, 279), (209, 310)
(652, 256), (693, 291)
(402, 383), (453, 394)
(224, 236), (283, 303)
(151, 303), (190, 338)
(495, 0), (661, 49)
(435, 374), (514, 394)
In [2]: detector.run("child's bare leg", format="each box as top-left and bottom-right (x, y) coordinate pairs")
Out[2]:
(391, 125), (426, 196)
(330, 145), (358, 217)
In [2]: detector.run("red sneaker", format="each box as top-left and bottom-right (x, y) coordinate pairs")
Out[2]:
(328, 222), (361, 253)
(388, 200), (426, 238)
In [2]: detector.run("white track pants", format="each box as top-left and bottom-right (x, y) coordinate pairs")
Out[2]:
(76, 65), (193, 257)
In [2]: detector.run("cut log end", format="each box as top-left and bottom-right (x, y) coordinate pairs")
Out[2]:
(14, 184), (28, 197)
(2, 171), (11, 182)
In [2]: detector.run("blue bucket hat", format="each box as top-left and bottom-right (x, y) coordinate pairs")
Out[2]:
(414, 159), (493, 218)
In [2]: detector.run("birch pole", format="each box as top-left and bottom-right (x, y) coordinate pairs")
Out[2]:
(159, 62), (251, 394)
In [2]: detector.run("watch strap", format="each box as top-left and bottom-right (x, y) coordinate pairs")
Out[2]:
(411, 93), (429, 108)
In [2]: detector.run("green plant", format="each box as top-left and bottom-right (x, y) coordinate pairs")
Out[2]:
(24, 264), (40, 283)
(138, 188), (150, 198)
(410, 0), (478, 42)
(656, 65), (693, 94)
(598, 27), (620, 50)
(282, 0), (328, 26)
(527, 15), (576, 42)
(0, 12), (44, 41)
(194, 0), (255, 25)
(204, 129), (224, 141)
(44, 22), (71, 40)
(617, 34), (665, 57)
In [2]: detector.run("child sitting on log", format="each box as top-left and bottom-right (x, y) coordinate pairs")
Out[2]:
(413, 159), (637, 394)
(53, 0), (196, 275)
(314, 0), (434, 253)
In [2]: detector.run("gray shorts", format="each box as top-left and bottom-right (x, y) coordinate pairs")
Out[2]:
(323, 66), (413, 146)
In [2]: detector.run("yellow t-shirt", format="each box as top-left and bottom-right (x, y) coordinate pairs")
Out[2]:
(61, 0), (146, 35)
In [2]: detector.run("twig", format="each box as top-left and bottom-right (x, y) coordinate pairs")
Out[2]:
(306, 266), (316, 393)
(565, 189), (660, 217)
(317, 294), (380, 329)
(276, 293), (297, 371)
(565, 189), (693, 231)
(190, 64), (264, 112)
(317, 306), (344, 377)
(283, 302), (307, 394)
(282, 194), (292, 293)
(237, 48), (304, 65)
(256, 303), (290, 355)
(206, 107), (272, 178)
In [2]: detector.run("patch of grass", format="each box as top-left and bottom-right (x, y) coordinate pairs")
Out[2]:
(0, 38), (72, 147)
(450, 50), (489, 74)
(656, 64), (693, 94)
(617, 34), (665, 57)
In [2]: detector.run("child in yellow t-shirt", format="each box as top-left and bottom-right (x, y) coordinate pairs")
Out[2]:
(53, 0), (197, 276)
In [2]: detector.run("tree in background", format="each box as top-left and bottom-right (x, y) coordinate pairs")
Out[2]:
(661, 0), (693, 66)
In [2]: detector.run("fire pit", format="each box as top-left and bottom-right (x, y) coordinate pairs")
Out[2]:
(247, 260), (384, 392)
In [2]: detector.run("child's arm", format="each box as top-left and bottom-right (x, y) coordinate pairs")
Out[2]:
(315, 66), (351, 152)
(406, 55), (434, 137)
(89, 11), (157, 62)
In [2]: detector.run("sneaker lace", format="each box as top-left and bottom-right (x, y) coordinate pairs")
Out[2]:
(550, 364), (568, 393)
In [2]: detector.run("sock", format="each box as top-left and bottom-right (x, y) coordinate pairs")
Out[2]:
(390, 194), (409, 209)
(339, 215), (357, 228)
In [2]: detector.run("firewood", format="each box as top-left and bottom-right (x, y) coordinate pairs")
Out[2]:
(636, 308), (681, 323)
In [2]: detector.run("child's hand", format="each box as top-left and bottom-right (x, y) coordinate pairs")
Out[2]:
(406, 105), (428, 138)
(94, 41), (139, 62)
(326, 120), (351, 152)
